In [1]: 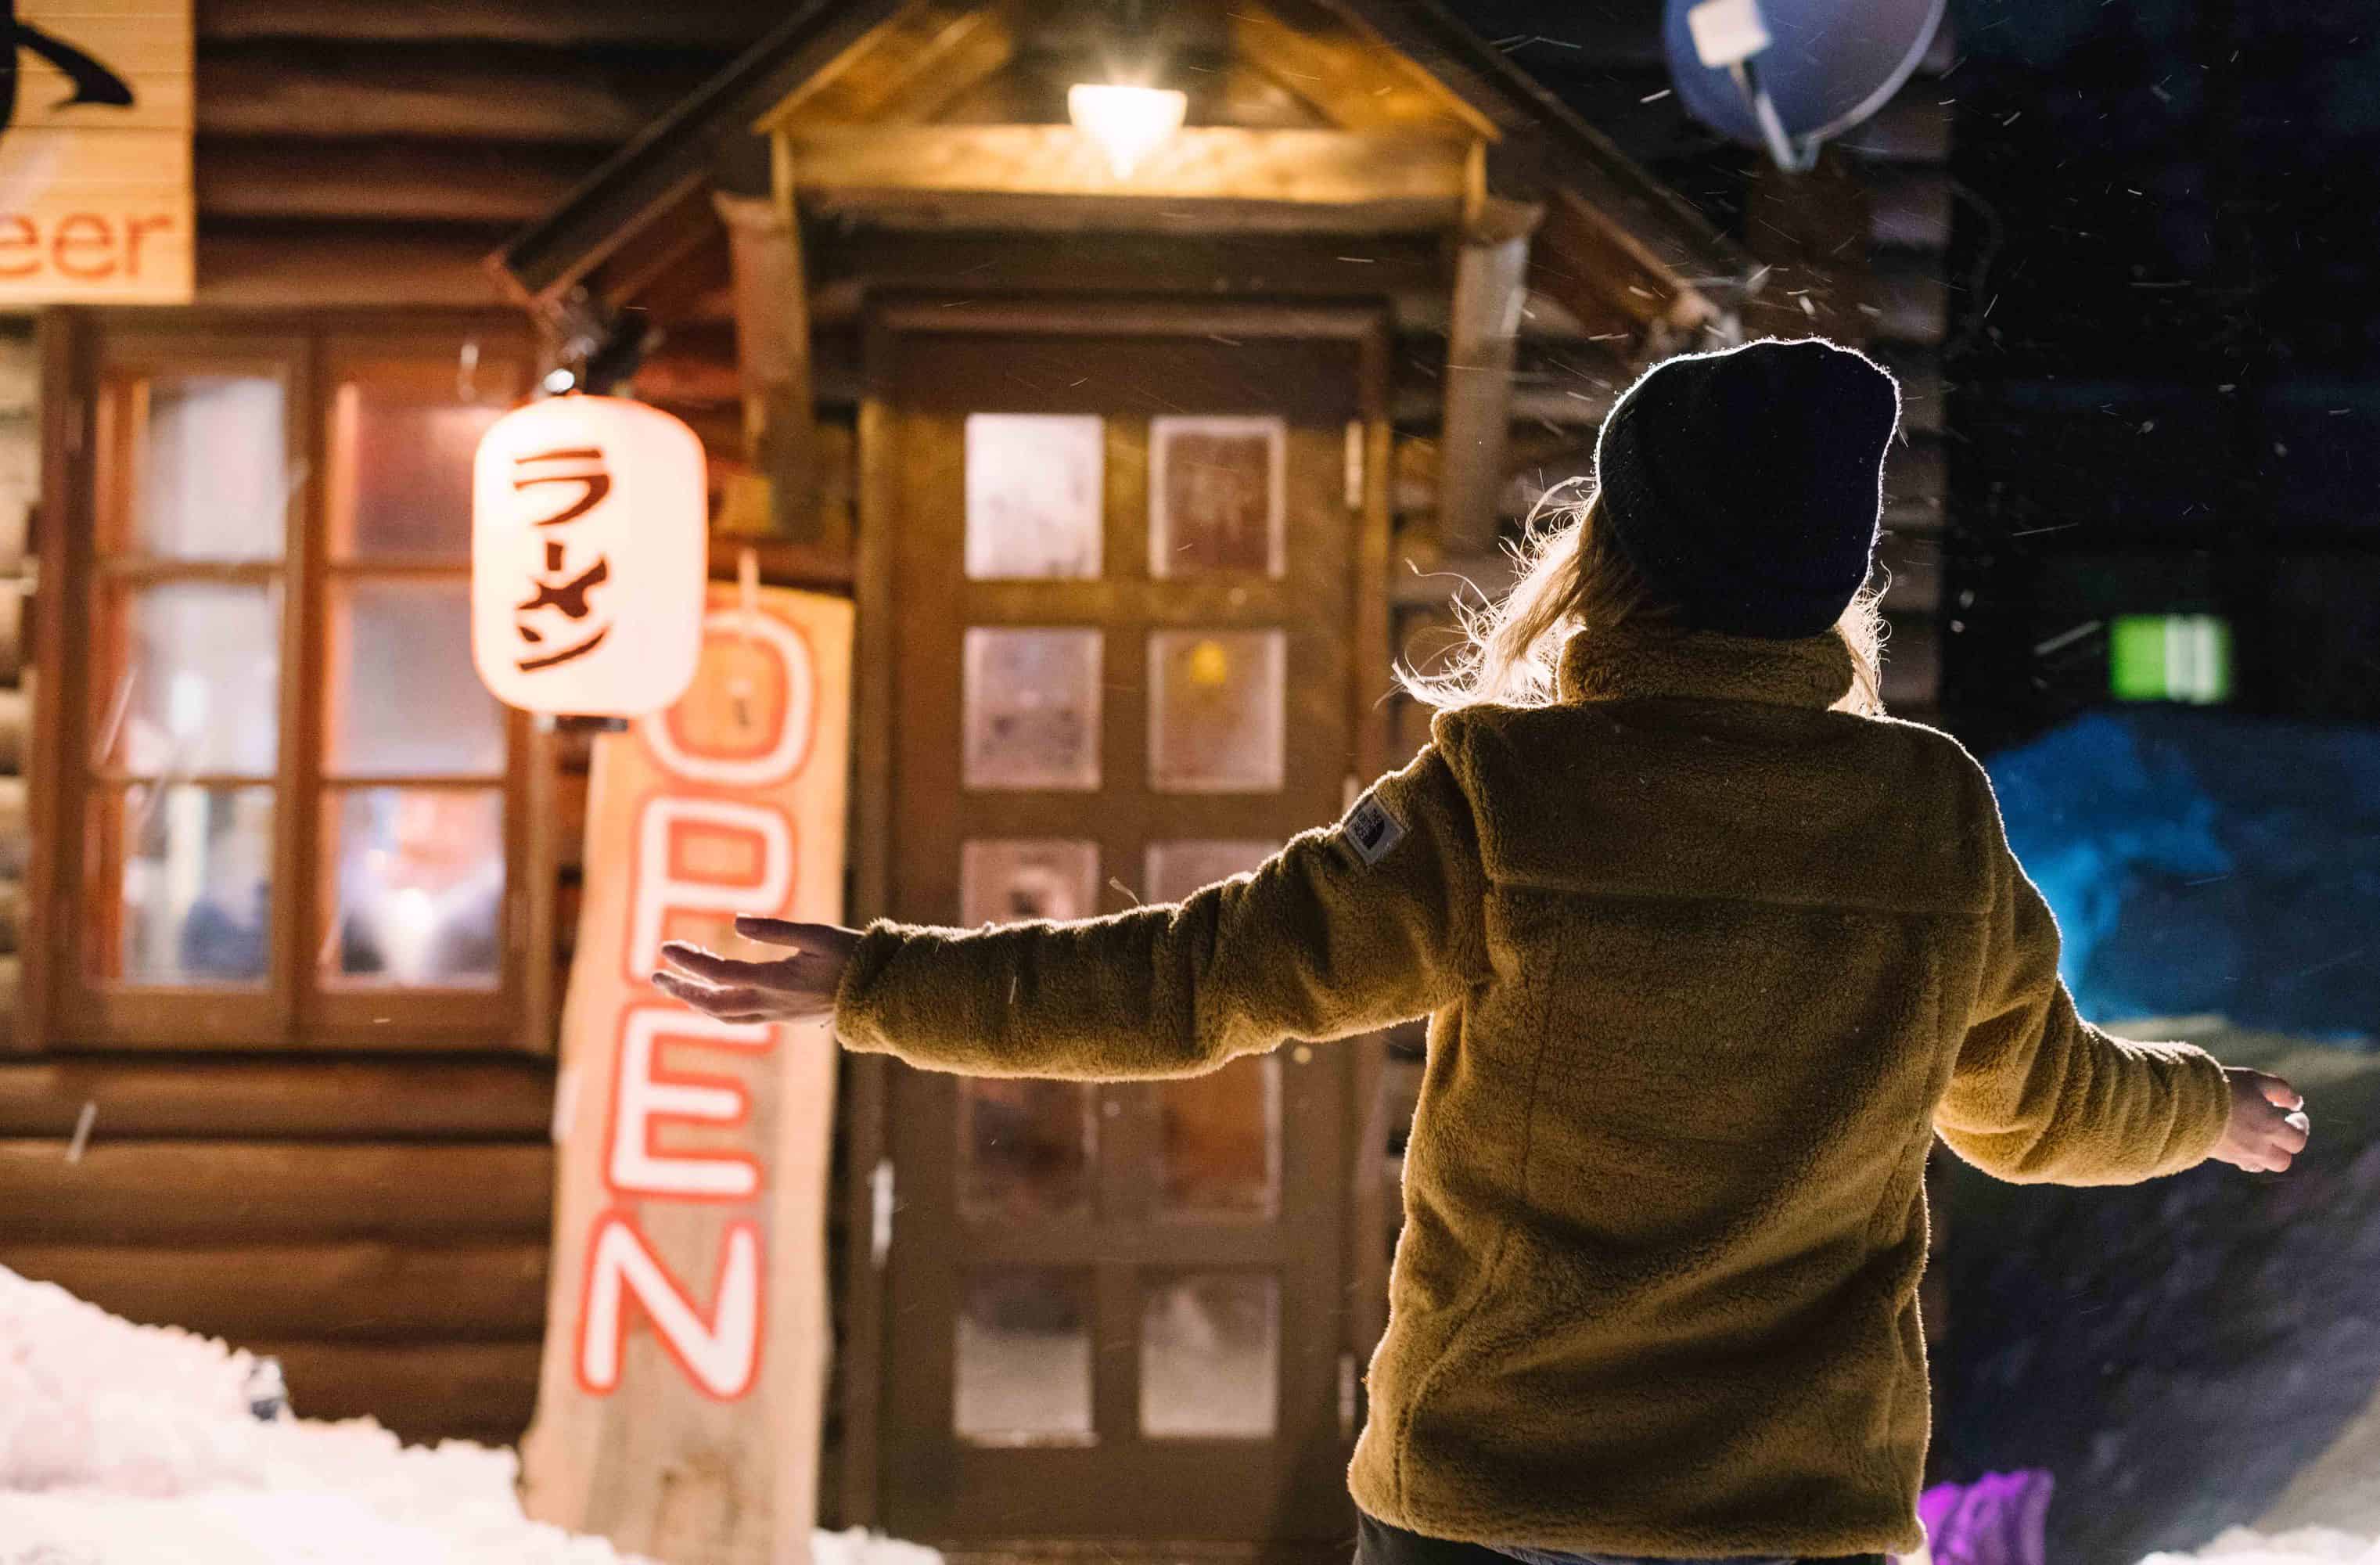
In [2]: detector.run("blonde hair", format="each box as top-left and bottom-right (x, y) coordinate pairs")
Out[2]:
(1397, 487), (1887, 718)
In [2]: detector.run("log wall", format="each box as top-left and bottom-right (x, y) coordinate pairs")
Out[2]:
(0, 0), (780, 1451)
(0, 1056), (555, 1444)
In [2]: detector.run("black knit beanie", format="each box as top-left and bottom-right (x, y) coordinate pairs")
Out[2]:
(1593, 337), (1900, 640)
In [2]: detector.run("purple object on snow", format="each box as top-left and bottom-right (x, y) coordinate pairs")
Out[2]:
(1917, 1470), (2055, 1565)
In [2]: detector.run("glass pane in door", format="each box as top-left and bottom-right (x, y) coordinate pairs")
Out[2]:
(1140, 1273), (1280, 1438)
(959, 1081), (1097, 1219)
(965, 413), (1105, 580)
(956, 1269), (1096, 1446)
(1157, 1059), (1281, 1221)
(961, 839), (1101, 924)
(1145, 838), (1283, 1218)
(1145, 839), (1276, 902)
(964, 628), (1103, 790)
(1149, 630), (1285, 793)
(1149, 416), (1285, 577)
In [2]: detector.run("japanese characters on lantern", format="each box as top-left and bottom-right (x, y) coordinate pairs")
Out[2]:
(472, 394), (707, 716)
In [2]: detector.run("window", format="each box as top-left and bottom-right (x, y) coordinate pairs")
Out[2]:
(43, 322), (545, 1049)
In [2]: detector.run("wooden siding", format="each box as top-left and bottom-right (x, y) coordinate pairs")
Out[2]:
(0, 1055), (555, 1445)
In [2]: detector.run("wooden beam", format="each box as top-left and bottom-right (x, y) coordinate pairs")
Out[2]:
(1316, 0), (1749, 309)
(197, 43), (714, 144)
(3, 1239), (549, 1340)
(1439, 235), (1530, 553)
(199, 139), (606, 225)
(491, 0), (907, 306)
(201, 0), (789, 45)
(257, 1339), (541, 1443)
(1871, 254), (1950, 347)
(0, 1141), (553, 1242)
(778, 125), (1470, 233)
(1224, 0), (1494, 136)
(1836, 99), (1953, 164)
(807, 229), (1446, 322)
(758, 0), (1017, 131)
(0, 1056), (555, 1139)
(717, 189), (823, 544)
(1870, 166), (1954, 251)
(200, 221), (515, 309)
(1529, 185), (1711, 336)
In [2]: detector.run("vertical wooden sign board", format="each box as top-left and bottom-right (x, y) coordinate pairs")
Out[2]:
(524, 585), (854, 1565)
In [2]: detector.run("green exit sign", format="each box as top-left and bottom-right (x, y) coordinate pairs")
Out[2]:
(2110, 614), (2232, 704)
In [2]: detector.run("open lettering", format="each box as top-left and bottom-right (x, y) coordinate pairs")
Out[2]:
(570, 608), (821, 1403)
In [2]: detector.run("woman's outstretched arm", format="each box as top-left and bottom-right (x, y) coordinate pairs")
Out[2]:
(656, 743), (1490, 1080)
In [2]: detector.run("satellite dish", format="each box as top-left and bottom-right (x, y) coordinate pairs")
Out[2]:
(1662, 0), (1946, 171)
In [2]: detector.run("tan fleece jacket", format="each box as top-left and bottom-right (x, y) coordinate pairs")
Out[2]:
(832, 625), (2233, 1557)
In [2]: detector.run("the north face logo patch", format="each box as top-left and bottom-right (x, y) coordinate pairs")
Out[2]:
(1343, 791), (1406, 865)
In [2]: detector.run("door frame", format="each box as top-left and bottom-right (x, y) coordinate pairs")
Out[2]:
(839, 296), (1397, 1542)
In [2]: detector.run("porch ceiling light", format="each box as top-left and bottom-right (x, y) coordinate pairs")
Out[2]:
(1066, 83), (1187, 178)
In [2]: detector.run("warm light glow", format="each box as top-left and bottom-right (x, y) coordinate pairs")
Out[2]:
(1066, 83), (1187, 178)
(472, 394), (707, 717)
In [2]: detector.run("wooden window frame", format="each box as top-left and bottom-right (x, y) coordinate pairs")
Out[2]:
(27, 310), (555, 1054)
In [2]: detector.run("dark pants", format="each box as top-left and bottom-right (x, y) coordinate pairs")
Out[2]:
(1352, 1510), (1891, 1565)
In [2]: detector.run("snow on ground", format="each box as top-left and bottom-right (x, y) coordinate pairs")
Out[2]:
(0, 1265), (938, 1565)
(2145, 1530), (2380, 1565)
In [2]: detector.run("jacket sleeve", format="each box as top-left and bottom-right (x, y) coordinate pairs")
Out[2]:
(831, 743), (1490, 1080)
(1934, 840), (2231, 1185)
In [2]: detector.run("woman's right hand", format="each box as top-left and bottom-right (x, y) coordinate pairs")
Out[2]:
(653, 917), (861, 1026)
(2211, 1067), (2310, 1173)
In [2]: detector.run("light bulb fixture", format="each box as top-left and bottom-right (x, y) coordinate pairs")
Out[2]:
(1066, 83), (1187, 178)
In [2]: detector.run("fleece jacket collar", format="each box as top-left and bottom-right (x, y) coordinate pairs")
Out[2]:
(1555, 625), (1855, 710)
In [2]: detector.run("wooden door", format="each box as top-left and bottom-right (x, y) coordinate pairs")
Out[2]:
(860, 301), (1389, 1549)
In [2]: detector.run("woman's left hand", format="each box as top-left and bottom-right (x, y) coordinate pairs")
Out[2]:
(655, 917), (862, 1025)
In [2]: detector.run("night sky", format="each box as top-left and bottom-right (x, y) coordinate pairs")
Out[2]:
(1458, 0), (2380, 750)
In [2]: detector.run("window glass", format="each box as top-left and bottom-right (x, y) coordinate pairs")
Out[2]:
(320, 787), (505, 988)
(84, 784), (274, 986)
(329, 379), (508, 560)
(325, 579), (505, 776)
(117, 374), (286, 560)
(93, 582), (281, 777)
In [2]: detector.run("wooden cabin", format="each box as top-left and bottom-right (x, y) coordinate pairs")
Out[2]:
(0, 0), (1954, 1552)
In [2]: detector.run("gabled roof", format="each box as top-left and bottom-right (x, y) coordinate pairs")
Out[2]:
(491, 0), (1755, 330)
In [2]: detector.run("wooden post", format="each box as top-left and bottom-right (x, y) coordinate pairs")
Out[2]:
(520, 585), (853, 1565)
(716, 188), (820, 545)
(1438, 232), (1530, 554)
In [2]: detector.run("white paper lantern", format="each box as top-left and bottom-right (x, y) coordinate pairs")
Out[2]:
(473, 394), (706, 716)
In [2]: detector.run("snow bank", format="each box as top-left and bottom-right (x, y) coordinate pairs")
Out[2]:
(2144, 1528), (2380, 1565)
(0, 1265), (937, 1565)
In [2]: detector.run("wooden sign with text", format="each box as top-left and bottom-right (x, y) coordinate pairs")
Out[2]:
(523, 585), (853, 1565)
(0, 0), (193, 303)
